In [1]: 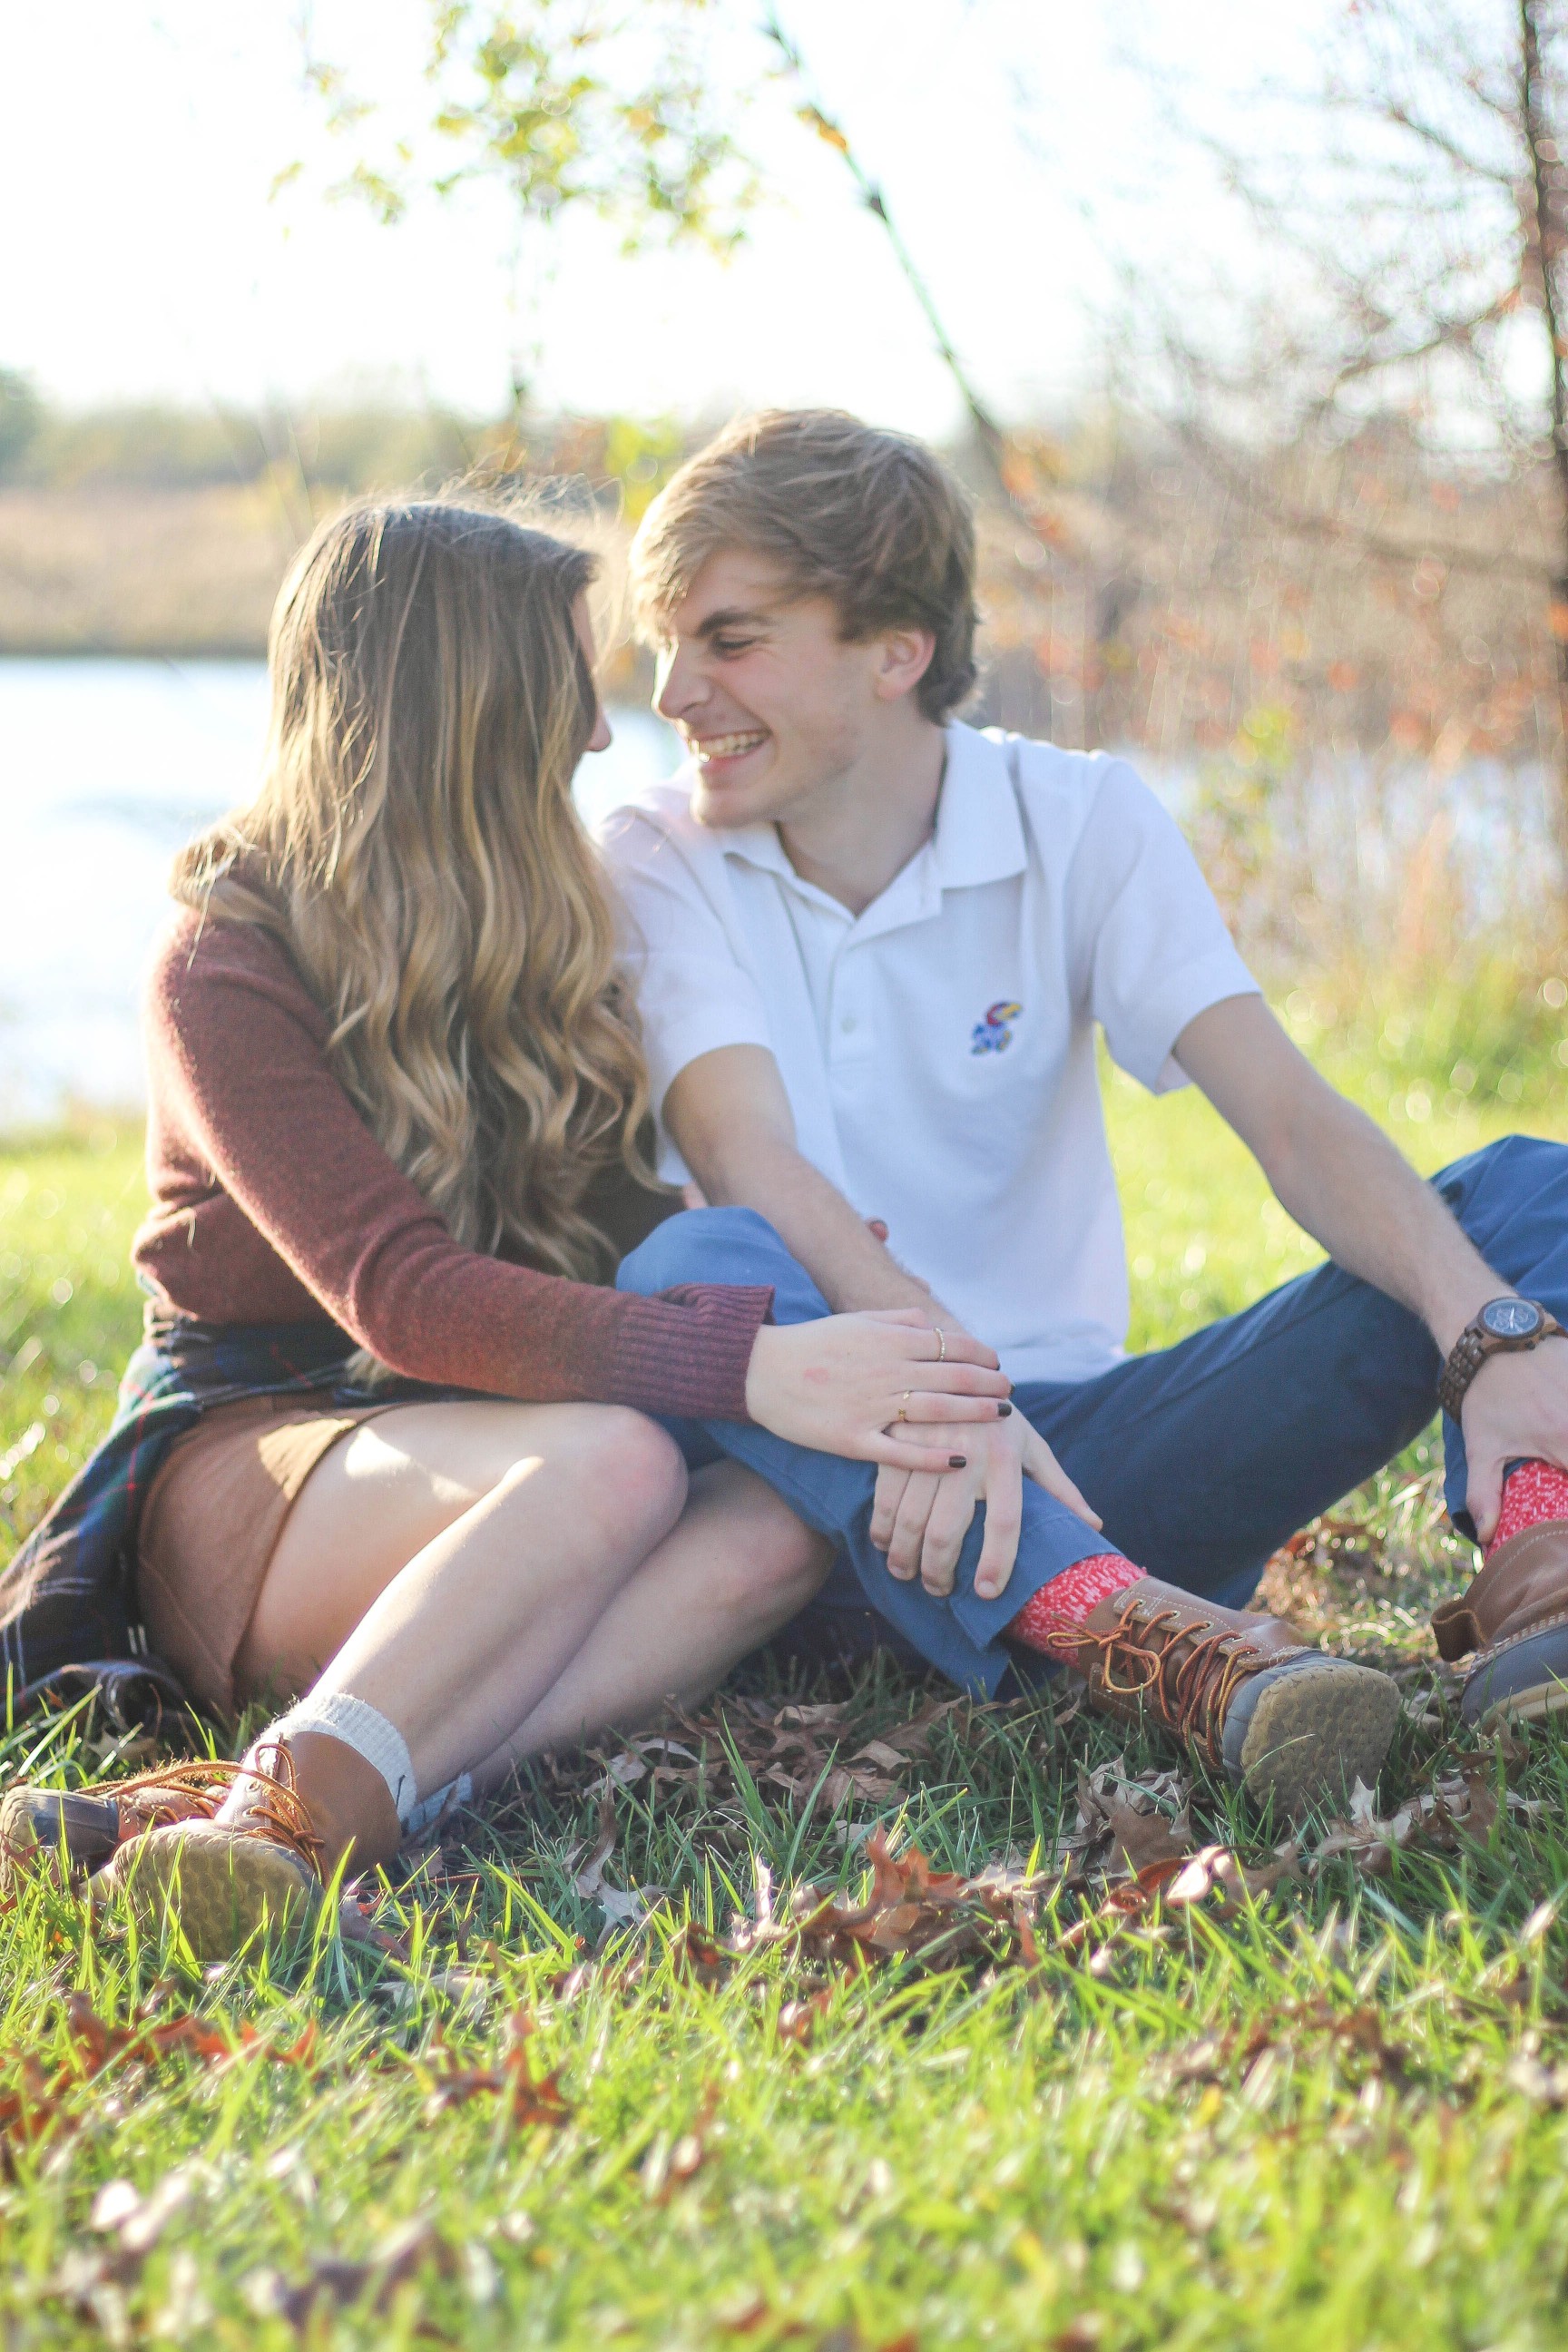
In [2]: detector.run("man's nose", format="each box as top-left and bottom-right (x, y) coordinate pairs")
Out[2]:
(654, 643), (706, 722)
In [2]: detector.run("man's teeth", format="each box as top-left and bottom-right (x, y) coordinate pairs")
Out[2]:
(695, 732), (768, 760)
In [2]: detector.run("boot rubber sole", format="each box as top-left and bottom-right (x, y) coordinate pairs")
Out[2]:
(1475, 1683), (1568, 1726)
(91, 1820), (321, 1964)
(1457, 1619), (1568, 1730)
(0, 1787), (122, 1872)
(1230, 1656), (1402, 1817)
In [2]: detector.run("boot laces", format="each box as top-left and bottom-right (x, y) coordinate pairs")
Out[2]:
(1043, 1602), (1273, 1765)
(223, 1741), (328, 1881)
(8, 1750), (326, 1878)
(109, 1757), (236, 1829)
(88, 1749), (324, 1877)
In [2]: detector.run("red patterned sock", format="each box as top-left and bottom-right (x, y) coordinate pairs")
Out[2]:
(1485, 1459), (1568, 1558)
(1008, 1552), (1143, 1651)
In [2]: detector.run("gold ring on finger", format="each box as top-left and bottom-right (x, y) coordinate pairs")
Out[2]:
(932, 1327), (947, 1363)
(897, 1390), (912, 1422)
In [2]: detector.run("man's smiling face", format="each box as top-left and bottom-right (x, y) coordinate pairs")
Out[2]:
(652, 550), (895, 831)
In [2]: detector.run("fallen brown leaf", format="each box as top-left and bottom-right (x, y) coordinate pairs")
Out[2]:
(777, 1989), (835, 2046)
(244, 2215), (454, 2332)
(1315, 1754), (1523, 1878)
(1105, 1798), (1189, 1875)
(418, 2009), (570, 2131)
(642, 2088), (718, 2202)
(2, 1995), (323, 2172)
(1063, 1757), (1195, 1877)
(1053, 2318), (1107, 2350)
(1164, 1996), (1412, 2093)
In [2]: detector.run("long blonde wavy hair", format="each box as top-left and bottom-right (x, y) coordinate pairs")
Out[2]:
(172, 499), (656, 1321)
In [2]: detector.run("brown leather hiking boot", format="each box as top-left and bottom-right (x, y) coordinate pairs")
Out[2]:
(1038, 1574), (1401, 1814)
(0, 1761), (232, 1881)
(1432, 1518), (1568, 1727)
(90, 1744), (327, 1964)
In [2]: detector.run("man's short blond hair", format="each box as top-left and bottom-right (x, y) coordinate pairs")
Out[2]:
(631, 408), (978, 722)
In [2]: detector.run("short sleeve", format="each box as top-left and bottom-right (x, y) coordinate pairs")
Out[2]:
(599, 807), (774, 1112)
(1066, 761), (1259, 1093)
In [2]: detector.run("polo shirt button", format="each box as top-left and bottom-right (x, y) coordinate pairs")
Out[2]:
(840, 1015), (858, 1033)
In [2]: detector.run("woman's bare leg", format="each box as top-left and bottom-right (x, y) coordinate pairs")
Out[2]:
(232, 1400), (678, 1700)
(466, 1460), (833, 1788)
(223, 1400), (689, 1866)
(220, 1402), (828, 1871)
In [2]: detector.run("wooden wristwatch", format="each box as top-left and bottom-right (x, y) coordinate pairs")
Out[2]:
(1437, 1297), (1566, 1421)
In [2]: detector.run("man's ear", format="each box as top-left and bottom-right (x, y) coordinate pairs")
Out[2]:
(872, 625), (937, 704)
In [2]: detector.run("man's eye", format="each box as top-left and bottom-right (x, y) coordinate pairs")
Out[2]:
(711, 637), (755, 658)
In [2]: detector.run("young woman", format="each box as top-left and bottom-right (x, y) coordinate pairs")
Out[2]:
(0, 499), (1008, 1956)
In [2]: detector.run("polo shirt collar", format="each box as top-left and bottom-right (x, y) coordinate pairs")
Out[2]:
(713, 720), (1026, 914)
(930, 721), (1027, 888)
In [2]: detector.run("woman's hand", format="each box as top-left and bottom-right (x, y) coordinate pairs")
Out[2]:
(870, 1417), (1101, 1600)
(744, 1311), (1012, 1472)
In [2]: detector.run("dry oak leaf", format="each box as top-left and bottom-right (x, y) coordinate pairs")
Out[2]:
(1062, 1757), (1194, 1876)
(4, 1996), (318, 2170)
(244, 2215), (454, 2332)
(418, 2009), (570, 2131)
(1505, 2049), (1568, 2106)
(1315, 1761), (1515, 1877)
(787, 1828), (1055, 1977)
(1167, 1997), (1411, 2092)
(569, 1788), (664, 1932)
(1056, 1841), (1298, 1964)
(1105, 1800), (1190, 1876)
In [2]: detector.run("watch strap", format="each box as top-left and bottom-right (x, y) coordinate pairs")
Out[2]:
(1437, 1300), (1565, 1422)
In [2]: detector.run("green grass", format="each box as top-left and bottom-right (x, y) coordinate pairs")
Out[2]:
(5, 1064), (1568, 2350)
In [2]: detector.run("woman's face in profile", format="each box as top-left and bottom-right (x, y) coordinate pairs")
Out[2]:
(573, 592), (612, 754)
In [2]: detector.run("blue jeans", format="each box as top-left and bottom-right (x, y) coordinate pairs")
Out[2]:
(617, 1135), (1568, 1695)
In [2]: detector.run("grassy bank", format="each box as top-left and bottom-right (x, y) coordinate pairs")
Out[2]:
(4, 1067), (1568, 2348)
(0, 490), (292, 658)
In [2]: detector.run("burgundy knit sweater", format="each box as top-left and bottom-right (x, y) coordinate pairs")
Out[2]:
(132, 909), (771, 1419)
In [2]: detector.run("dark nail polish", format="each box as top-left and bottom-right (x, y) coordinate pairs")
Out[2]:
(997, 1401), (1013, 1417)
(950, 1455), (967, 1468)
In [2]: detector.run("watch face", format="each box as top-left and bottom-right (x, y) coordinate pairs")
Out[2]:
(1481, 1298), (1544, 1339)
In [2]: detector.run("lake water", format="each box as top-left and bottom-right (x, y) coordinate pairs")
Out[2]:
(0, 659), (682, 1123)
(5, 657), (1553, 1126)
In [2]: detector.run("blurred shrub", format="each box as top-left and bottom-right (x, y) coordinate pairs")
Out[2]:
(0, 370), (43, 478)
(6, 400), (486, 493)
(600, 414), (686, 522)
(1284, 956), (1568, 1120)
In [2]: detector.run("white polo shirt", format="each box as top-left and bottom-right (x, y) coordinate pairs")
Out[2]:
(598, 721), (1259, 1384)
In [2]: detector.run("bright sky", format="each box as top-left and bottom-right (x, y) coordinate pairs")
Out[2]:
(0, 0), (1335, 436)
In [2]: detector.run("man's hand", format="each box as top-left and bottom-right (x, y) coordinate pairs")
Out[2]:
(1460, 1338), (1568, 1543)
(869, 1417), (1101, 1600)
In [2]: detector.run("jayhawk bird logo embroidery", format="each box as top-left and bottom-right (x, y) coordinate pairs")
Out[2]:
(970, 1000), (1023, 1054)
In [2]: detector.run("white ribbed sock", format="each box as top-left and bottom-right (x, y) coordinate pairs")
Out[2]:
(265, 1690), (418, 1824)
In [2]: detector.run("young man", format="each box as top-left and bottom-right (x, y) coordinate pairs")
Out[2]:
(600, 407), (1568, 1809)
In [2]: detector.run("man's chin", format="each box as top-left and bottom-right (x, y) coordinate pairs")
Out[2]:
(690, 777), (767, 830)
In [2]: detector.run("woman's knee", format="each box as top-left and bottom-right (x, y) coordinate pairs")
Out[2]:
(698, 1471), (834, 1617)
(497, 1406), (687, 1544)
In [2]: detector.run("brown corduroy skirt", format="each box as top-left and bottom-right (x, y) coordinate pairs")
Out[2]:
(136, 1394), (397, 1715)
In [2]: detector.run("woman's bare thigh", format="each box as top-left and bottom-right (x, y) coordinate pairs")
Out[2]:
(234, 1398), (634, 1702)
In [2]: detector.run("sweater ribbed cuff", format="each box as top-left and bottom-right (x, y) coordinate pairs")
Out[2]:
(606, 1282), (773, 1423)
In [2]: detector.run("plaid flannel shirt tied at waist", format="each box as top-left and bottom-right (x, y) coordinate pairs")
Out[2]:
(0, 1316), (466, 1709)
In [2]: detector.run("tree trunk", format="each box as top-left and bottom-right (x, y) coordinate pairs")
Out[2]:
(1521, 0), (1568, 859)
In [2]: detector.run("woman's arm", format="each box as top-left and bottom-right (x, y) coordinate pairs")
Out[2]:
(142, 917), (1011, 1467)
(142, 915), (769, 1418)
